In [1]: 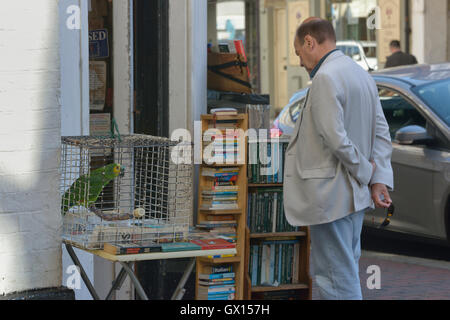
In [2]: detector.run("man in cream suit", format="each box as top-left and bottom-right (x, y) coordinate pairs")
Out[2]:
(283, 18), (394, 300)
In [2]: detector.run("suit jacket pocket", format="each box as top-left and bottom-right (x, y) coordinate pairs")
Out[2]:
(299, 167), (336, 180)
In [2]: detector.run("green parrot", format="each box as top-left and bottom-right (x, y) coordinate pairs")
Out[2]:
(61, 163), (125, 216)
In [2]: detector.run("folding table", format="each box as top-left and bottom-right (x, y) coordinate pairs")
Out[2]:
(64, 241), (237, 300)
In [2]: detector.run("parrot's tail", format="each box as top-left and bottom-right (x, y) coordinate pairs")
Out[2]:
(89, 205), (133, 221)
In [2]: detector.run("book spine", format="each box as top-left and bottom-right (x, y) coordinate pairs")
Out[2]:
(274, 244), (279, 285)
(277, 244), (282, 284)
(201, 272), (235, 280)
(272, 192), (277, 233)
(264, 192), (273, 233)
(257, 243), (262, 286)
(251, 245), (258, 286)
(281, 244), (286, 285)
(247, 192), (251, 228)
(269, 244), (275, 285)
(260, 244), (267, 285)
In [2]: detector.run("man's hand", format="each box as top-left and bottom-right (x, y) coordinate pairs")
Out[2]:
(371, 183), (392, 209)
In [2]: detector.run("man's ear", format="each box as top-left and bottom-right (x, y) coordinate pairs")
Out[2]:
(304, 35), (314, 49)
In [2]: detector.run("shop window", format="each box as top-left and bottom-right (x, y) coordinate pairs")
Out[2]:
(330, 0), (377, 41)
(216, 1), (246, 42)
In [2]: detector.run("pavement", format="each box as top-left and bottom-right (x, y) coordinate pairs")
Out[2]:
(311, 250), (450, 300)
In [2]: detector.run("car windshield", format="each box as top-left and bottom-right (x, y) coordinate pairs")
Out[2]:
(413, 79), (450, 127)
(337, 45), (359, 57)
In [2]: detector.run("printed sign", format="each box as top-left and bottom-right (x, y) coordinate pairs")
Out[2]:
(89, 61), (107, 111)
(89, 29), (109, 59)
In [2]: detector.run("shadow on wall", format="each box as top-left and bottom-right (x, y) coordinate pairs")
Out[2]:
(0, 1), (62, 296)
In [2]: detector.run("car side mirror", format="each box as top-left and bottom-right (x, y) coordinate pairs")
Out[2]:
(352, 54), (361, 61)
(395, 125), (434, 145)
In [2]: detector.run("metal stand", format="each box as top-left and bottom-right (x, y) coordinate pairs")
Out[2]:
(65, 243), (195, 301)
(170, 258), (196, 300)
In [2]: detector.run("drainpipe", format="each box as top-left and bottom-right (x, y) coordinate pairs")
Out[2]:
(405, 0), (411, 53)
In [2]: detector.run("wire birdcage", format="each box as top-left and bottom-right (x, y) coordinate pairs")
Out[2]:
(61, 134), (193, 250)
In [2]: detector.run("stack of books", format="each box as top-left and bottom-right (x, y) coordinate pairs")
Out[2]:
(190, 238), (236, 249)
(198, 265), (236, 300)
(248, 140), (289, 184)
(207, 119), (240, 130)
(204, 129), (241, 164)
(103, 241), (162, 255)
(195, 219), (237, 244)
(201, 167), (240, 210)
(249, 239), (301, 287)
(247, 188), (298, 234)
(210, 108), (238, 116)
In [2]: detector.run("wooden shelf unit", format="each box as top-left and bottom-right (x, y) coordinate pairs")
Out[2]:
(244, 139), (312, 300)
(195, 114), (249, 301)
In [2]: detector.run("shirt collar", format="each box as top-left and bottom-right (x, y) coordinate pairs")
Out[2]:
(310, 49), (339, 79)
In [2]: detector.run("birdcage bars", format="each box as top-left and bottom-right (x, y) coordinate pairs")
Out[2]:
(61, 135), (193, 250)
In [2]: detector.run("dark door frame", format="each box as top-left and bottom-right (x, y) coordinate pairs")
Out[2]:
(134, 0), (169, 138)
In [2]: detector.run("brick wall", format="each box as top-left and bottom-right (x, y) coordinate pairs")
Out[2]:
(0, 1), (62, 295)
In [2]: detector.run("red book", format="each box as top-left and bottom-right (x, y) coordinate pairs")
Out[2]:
(190, 239), (236, 250)
(234, 40), (251, 79)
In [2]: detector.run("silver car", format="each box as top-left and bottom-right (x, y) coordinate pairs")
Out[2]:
(272, 63), (450, 244)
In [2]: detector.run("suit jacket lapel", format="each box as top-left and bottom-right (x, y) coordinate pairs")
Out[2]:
(287, 50), (344, 150)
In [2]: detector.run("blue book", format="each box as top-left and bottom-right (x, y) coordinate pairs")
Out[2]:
(208, 294), (235, 300)
(198, 272), (235, 280)
(277, 244), (282, 284)
(160, 242), (202, 252)
(251, 245), (258, 286)
(208, 284), (236, 289)
(203, 191), (238, 196)
(199, 280), (235, 286)
(204, 288), (236, 295)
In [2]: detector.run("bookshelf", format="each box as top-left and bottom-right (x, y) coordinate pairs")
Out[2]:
(195, 113), (249, 300)
(244, 139), (312, 300)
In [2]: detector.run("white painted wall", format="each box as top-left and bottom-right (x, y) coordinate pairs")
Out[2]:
(0, 0), (62, 295)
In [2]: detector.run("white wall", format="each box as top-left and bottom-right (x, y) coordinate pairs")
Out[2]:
(0, 0), (62, 295)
